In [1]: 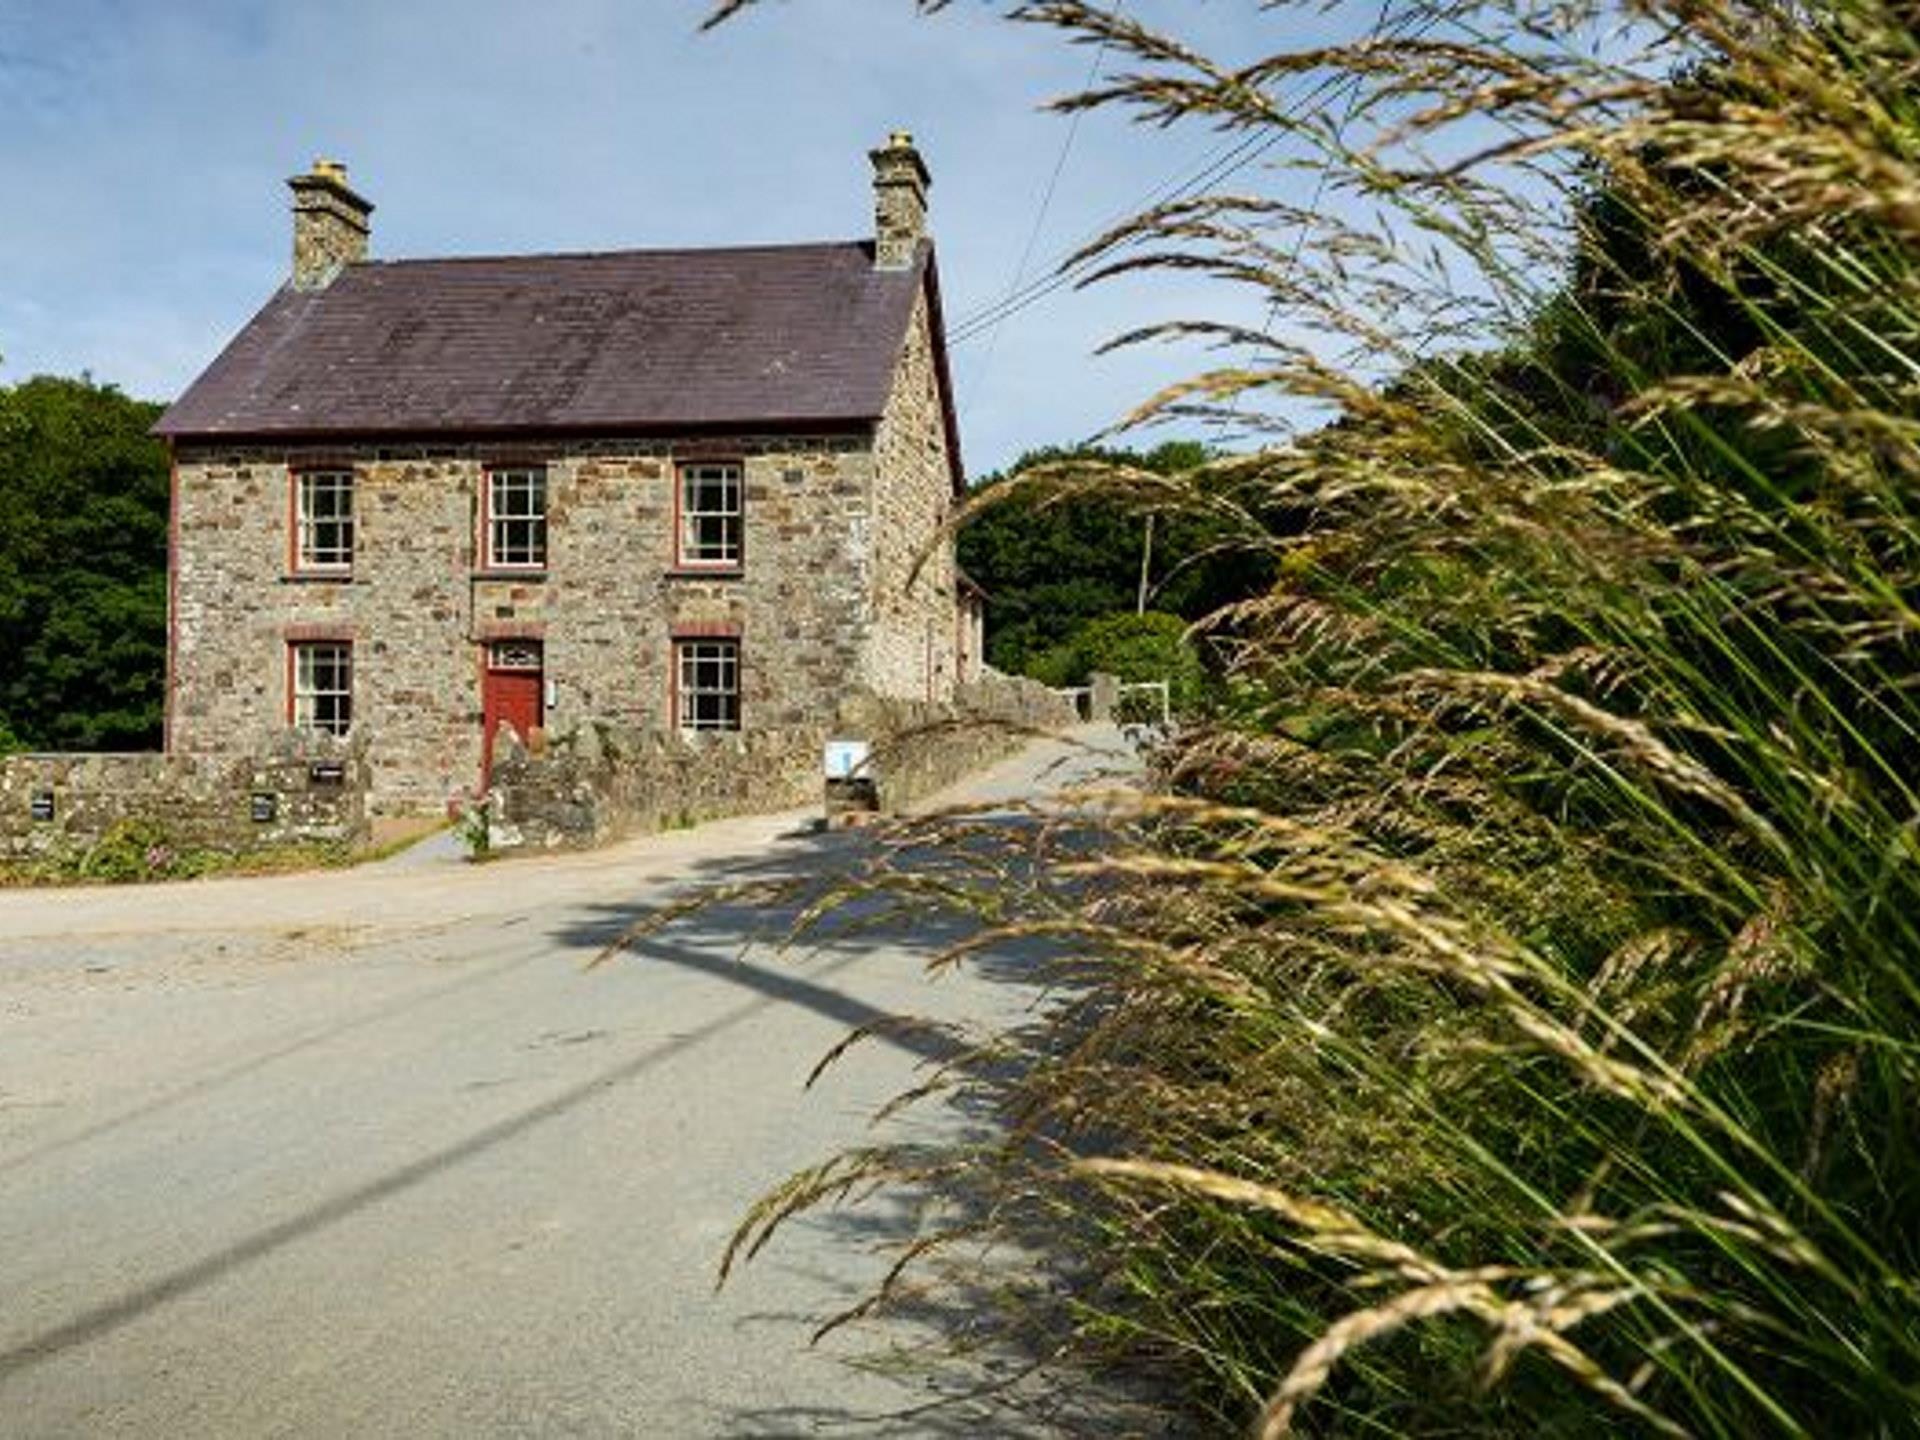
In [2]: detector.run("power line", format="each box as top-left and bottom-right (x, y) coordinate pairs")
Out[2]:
(966, 2), (1125, 400)
(948, 125), (1275, 345)
(945, 5), (1433, 350)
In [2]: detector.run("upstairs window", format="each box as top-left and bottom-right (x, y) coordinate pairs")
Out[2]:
(677, 461), (742, 568)
(487, 465), (547, 569)
(295, 469), (354, 572)
(675, 638), (740, 731)
(291, 641), (353, 736)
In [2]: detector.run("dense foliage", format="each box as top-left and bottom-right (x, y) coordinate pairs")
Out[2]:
(957, 440), (1274, 681)
(722, 0), (1920, 1434)
(1025, 609), (1204, 710)
(0, 376), (169, 751)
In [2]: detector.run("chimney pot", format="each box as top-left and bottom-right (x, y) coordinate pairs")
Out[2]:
(287, 159), (373, 291)
(869, 131), (930, 270)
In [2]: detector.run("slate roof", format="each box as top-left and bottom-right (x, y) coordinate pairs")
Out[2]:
(154, 241), (931, 439)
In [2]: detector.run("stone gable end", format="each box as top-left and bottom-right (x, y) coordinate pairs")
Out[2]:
(860, 287), (961, 701)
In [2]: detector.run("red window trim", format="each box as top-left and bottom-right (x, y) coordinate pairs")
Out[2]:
(668, 630), (744, 732)
(287, 463), (355, 578)
(671, 458), (746, 572)
(480, 460), (550, 573)
(284, 635), (354, 730)
(475, 619), (547, 642)
(284, 622), (357, 643)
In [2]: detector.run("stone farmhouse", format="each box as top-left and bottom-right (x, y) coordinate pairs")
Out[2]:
(153, 136), (989, 816)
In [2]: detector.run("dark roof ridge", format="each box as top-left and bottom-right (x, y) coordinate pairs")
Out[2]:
(350, 238), (875, 268)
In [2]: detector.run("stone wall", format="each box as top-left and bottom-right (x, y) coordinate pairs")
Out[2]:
(860, 288), (962, 702)
(485, 672), (1075, 850)
(487, 724), (824, 849)
(843, 671), (1079, 812)
(0, 737), (367, 861)
(171, 433), (878, 817)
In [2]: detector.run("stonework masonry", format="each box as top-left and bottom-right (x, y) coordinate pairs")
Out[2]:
(489, 725), (823, 849)
(870, 133), (930, 270)
(171, 432), (890, 815)
(861, 288), (961, 700)
(0, 737), (366, 861)
(0, 673), (1074, 864)
(289, 162), (372, 291)
(487, 672), (1077, 850)
(848, 672), (1079, 813)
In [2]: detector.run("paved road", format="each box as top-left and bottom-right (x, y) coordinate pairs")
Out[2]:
(0, 729), (1140, 1439)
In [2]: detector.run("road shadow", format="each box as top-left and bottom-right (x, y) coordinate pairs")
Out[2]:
(710, 1162), (1190, 1438)
(548, 804), (1184, 1437)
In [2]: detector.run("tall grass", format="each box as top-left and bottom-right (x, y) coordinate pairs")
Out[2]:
(714, 0), (1920, 1432)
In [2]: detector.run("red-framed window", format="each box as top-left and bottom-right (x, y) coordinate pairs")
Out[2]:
(289, 640), (353, 735)
(290, 467), (354, 574)
(673, 637), (741, 731)
(675, 461), (743, 569)
(484, 464), (548, 570)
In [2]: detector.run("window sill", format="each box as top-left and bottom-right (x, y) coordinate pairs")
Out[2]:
(665, 566), (745, 580)
(281, 571), (354, 584)
(472, 569), (548, 582)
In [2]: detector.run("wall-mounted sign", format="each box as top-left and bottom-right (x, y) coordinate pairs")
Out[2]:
(29, 791), (54, 823)
(823, 739), (871, 780)
(251, 793), (278, 824)
(308, 761), (346, 787)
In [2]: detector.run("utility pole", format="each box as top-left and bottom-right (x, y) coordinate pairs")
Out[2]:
(1136, 514), (1154, 614)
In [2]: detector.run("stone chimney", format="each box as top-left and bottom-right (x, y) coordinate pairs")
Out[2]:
(869, 131), (930, 269)
(288, 160), (373, 291)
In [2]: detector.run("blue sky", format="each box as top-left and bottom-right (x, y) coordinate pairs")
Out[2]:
(0, 1), (1335, 476)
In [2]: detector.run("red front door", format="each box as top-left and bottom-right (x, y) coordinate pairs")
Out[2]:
(482, 641), (544, 787)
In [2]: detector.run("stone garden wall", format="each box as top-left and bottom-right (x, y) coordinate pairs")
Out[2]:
(484, 671), (1077, 850)
(0, 672), (1076, 866)
(844, 671), (1079, 812)
(0, 736), (368, 862)
(486, 725), (825, 850)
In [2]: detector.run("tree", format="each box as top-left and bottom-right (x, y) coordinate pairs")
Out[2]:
(956, 439), (1273, 675)
(0, 376), (169, 750)
(1030, 609), (1205, 711)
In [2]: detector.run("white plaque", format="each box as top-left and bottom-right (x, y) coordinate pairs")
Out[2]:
(823, 739), (871, 779)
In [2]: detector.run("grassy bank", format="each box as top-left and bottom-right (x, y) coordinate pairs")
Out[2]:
(720, 0), (1920, 1432)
